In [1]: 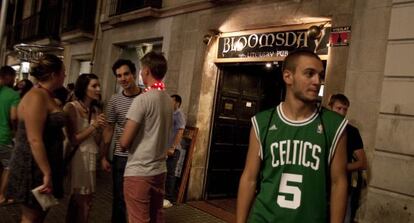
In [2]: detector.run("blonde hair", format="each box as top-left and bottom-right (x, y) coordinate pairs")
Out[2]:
(30, 54), (63, 81)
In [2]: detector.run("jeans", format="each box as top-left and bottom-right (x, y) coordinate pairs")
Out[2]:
(345, 186), (362, 223)
(165, 150), (180, 202)
(112, 156), (128, 223)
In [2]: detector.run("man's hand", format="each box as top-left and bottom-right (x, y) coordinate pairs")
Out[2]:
(167, 147), (175, 156)
(101, 158), (111, 173)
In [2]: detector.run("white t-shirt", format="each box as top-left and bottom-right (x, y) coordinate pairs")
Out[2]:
(124, 89), (173, 177)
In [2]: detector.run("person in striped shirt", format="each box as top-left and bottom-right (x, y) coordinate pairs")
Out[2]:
(101, 59), (142, 223)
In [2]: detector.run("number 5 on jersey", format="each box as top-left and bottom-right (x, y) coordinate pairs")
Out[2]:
(277, 173), (303, 209)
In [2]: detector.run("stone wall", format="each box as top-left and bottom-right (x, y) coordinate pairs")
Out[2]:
(63, 41), (93, 85)
(347, 0), (414, 222)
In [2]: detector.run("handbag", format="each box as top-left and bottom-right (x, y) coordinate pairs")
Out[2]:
(31, 185), (59, 211)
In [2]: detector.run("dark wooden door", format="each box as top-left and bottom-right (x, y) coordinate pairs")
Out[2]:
(206, 63), (284, 198)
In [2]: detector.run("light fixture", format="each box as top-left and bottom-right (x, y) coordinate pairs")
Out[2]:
(265, 63), (272, 68)
(235, 41), (244, 51)
(307, 25), (323, 40)
(14, 43), (63, 62)
(21, 62), (30, 73)
(203, 34), (212, 45)
(203, 29), (221, 45)
(307, 22), (329, 40)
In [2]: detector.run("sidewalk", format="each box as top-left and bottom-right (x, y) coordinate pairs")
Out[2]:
(0, 171), (225, 223)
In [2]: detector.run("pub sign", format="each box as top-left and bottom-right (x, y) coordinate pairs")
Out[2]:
(217, 27), (330, 60)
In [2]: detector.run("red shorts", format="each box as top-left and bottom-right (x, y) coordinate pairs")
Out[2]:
(123, 173), (166, 223)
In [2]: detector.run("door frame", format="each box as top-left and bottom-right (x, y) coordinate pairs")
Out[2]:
(203, 61), (285, 199)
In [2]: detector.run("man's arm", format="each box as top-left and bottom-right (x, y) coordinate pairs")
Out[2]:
(167, 128), (184, 156)
(237, 127), (261, 223)
(330, 131), (348, 223)
(100, 123), (114, 172)
(347, 128), (367, 171)
(120, 119), (139, 152)
(9, 93), (20, 135)
(347, 149), (367, 171)
(9, 106), (18, 133)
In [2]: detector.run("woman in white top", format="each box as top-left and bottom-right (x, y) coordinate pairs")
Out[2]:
(64, 73), (106, 223)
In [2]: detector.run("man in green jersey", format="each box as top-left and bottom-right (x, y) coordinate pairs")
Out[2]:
(237, 49), (348, 223)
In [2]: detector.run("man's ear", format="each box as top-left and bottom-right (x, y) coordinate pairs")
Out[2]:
(283, 70), (293, 85)
(50, 72), (57, 79)
(141, 66), (150, 77)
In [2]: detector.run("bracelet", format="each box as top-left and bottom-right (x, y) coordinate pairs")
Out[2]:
(91, 124), (98, 131)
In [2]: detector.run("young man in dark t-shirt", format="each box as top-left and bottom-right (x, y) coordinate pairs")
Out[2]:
(329, 93), (367, 223)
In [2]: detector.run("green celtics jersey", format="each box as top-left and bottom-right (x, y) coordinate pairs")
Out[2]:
(249, 103), (347, 223)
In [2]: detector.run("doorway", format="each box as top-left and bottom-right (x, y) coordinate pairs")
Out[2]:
(205, 62), (285, 201)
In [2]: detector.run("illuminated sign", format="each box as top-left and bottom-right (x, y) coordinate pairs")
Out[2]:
(217, 28), (330, 59)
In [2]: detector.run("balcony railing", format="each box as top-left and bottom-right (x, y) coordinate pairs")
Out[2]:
(109, 0), (162, 17)
(61, 0), (97, 33)
(6, 6), (60, 49)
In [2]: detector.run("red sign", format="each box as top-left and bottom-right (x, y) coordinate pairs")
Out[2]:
(330, 26), (351, 47)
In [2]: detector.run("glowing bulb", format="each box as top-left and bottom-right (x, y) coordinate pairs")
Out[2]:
(265, 63), (272, 68)
(21, 62), (30, 73)
(235, 41), (244, 51)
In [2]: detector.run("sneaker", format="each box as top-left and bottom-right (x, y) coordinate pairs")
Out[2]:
(163, 199), (173, 208)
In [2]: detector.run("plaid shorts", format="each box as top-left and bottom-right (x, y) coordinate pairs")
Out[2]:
(0, 144), (13, 169)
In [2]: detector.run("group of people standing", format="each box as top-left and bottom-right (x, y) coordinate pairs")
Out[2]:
(0, 48), (368, 223)
(0, 51), (185, 223)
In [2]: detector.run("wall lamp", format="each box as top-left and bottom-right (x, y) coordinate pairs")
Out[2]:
(307, 22), (329, 40)
(203, 29), (221, 45)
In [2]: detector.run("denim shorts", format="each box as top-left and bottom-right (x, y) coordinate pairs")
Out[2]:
(0, 144), (13, 169)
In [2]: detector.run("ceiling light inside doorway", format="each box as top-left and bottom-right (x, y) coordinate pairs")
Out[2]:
(265, 63), (272, 68)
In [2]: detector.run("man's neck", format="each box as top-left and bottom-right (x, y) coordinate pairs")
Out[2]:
(146, 78), (157, 87)
(281, 97), (317, 121)
(123, 85), (140, 96)
(0, 80), (10, 88)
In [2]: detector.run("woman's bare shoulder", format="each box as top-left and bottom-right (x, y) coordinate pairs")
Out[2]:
(20, 88), (48, 107)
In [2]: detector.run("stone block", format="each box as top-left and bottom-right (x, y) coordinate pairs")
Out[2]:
(384, 41), (414, 77)
(319, 0), (354, 15)
(380, 79), (414, 115)
(347, 39), (388, 72)
(366, 0), (392, 9)
(178, 49), (197, 112)
(370, 152), (414, 196)
(361, 188), (414, 223)
(389, 2), (414, 39)
(376, 115), (414, 155)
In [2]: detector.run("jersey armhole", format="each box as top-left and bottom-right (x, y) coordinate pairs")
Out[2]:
(328, 119), (348, 165)
(251, 116), (263, 160)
